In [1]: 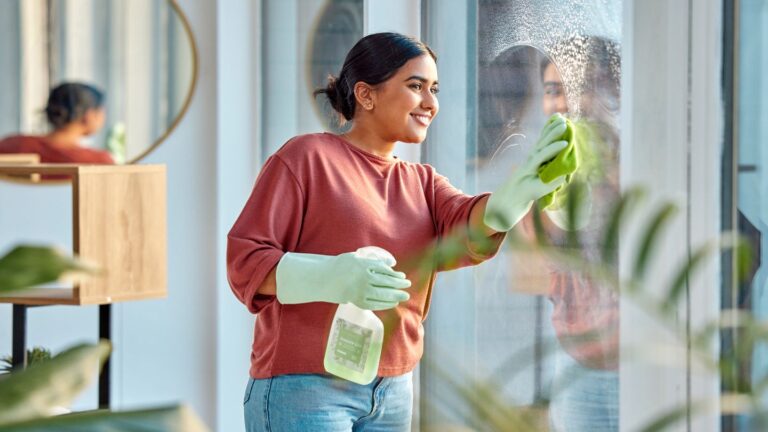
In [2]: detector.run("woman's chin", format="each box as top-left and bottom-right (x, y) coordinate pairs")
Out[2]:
(399, 132), (428, 144)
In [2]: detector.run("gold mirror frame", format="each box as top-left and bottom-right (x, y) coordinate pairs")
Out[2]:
(130, 0), (199, 165)
(0, 0), (199, 184)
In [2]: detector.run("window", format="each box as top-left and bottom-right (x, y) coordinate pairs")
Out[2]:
(421, 1), (622, 429)
(723, 0), (768, 429)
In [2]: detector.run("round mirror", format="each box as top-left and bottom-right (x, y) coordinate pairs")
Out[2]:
(0, 0), (197, 170)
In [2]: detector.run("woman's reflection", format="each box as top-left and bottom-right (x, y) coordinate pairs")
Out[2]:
(483, 38), (621, 431)
(536, 37), (620, 432)
(0, 82), (114, 164)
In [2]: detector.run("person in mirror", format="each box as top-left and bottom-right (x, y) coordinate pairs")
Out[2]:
(0, 82), (114, 164)
(227, 32), (571, 431)
(515, 36), (621, 432)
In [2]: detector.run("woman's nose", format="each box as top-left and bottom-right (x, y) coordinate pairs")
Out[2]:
(422, 90), (438, 112)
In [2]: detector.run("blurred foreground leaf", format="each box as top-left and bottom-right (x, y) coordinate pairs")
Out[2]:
(0, 404), (209, 432)
(0, 341), (111, 425)
(0, 245), (96, 293)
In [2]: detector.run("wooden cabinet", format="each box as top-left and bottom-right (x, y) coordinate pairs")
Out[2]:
(0, 164), (167, 305)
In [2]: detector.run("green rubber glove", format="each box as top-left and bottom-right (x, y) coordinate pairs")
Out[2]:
(483, 115), (569, 232)
(537, 115), (580, 209)
(275, 246), (411, 311)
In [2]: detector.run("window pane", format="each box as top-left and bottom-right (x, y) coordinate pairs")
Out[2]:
(422, 1), (622, 430)
(725, 0), (768, 429)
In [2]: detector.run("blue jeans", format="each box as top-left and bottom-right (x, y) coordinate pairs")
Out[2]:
(243, 373), (413, 431)
(549, 352), (619, 431)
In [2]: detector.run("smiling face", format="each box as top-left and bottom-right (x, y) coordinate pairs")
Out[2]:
(542, 61), (568, 116)
(367, 54), (440, 144)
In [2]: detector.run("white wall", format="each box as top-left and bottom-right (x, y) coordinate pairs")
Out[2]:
(113, 0), (218, 424)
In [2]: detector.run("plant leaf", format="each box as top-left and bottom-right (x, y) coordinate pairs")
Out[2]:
(0, 341), (111, 425)
(632, 203), (678, 283)
(601, 187), (645, 264)
(0, 245), (96, 293)
(662, 244), (712, 312)
(0, 404), (209, 432)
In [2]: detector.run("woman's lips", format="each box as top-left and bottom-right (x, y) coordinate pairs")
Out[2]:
(411, 113), (432, 127)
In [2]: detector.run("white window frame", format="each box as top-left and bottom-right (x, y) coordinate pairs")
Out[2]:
(620, 0), (723, 431)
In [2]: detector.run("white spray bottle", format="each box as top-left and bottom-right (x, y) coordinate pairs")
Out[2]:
(323, 246), (394, 385)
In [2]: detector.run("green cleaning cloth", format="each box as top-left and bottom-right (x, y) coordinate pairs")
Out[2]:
(537, 116), (580, 209)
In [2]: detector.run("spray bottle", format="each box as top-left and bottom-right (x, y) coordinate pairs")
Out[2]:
(323, 246), (393, 384)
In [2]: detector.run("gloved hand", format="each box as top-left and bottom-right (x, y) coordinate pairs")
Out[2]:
(275, 246), (411, 311)
(483, 115), (569, 232)
(537, 115), (580, 209)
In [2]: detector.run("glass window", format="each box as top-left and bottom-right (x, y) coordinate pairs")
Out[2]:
(723, 0), (768, 429)
(421, 1), (622, 430)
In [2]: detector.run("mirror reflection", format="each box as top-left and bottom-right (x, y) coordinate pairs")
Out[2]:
(0, 0), (195, 166)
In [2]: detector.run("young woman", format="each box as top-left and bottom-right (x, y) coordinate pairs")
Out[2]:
(227, 32), (569, 431)
(0, 82), (113, 164)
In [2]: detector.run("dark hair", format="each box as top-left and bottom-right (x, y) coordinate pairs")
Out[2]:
(45, 82), (105, 129)
(478, 44), (545, 159)
(314, 32), (436, 121)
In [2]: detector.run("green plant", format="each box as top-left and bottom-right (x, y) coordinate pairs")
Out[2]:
(0, 245), (209, 431)
(0, 347), (52, 373)
(415, 186), (759, 431)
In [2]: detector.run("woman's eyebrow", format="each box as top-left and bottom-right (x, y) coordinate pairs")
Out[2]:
(403, 75), (439, 85)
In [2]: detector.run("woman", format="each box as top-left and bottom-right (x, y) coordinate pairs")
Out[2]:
(227, 32), (569, 431)
(0, 82), (114, 164)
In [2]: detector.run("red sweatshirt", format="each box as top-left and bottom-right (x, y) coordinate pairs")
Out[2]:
(0, 135), (114, 164)
(227, 133), (505, 378)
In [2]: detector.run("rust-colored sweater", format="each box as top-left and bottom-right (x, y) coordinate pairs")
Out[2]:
(0, 135), (114, 164)
(227, 133), (504, 378)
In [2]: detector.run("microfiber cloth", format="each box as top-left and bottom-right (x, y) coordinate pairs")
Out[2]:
(537, 116), (580, 209)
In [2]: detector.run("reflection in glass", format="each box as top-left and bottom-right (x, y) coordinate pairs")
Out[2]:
(422, 1), (622, 430)
(0, 0), (195, 164)
(476, 37), (621, 431)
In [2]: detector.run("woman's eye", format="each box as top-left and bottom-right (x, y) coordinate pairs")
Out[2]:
(409, 83), (423, 91)
(430, 87), (440, 95)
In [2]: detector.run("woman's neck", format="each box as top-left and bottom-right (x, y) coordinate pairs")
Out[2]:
(341, 124), (396, 159)
(45, 126), (84, 147)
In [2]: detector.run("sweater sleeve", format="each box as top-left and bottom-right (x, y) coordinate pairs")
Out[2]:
(227, 155), (304, 313)
(432, 171), (506, 271)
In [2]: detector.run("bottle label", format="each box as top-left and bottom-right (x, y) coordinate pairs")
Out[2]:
(330, 317), (373, 373)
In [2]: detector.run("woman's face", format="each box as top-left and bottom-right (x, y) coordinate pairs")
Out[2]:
(368, 54), (439, 143)
(82, 107), (106, 135)
(542, 62), (568, 116)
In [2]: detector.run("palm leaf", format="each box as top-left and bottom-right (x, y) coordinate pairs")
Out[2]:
(601, 187), (646, 264)
(632, 203), (678, 283)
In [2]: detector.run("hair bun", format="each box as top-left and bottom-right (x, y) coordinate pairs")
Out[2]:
(315, 74), (354, 121)
(45, 105), (71, 127)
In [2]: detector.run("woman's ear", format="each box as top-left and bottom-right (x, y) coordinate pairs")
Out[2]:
(353, 82), (375, 111)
